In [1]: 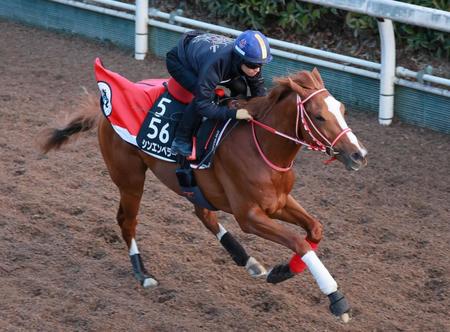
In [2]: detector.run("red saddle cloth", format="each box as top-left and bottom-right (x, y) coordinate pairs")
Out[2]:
(94, 57), (193, 138)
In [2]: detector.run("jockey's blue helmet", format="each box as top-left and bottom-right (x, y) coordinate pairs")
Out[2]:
(233, 30), (273, 65)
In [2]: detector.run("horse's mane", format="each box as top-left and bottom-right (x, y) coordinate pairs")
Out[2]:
(274, 70), (324, 91)
(244, 70), (324, 119)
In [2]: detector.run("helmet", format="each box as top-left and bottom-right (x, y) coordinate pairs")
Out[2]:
(233, 30), (273, 65)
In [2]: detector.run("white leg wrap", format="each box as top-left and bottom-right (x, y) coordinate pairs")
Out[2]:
(302, 251), (337, 295)
(129, 238), (140, 256)
(216, 223), (227, 240)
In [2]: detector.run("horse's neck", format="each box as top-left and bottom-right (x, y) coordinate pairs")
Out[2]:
(252, 92), (302, 168)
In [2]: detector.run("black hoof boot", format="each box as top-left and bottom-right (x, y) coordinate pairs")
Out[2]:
(328, 291), (350, 316)
(266, 264), (295, 284)
(130, 254), (158, 288)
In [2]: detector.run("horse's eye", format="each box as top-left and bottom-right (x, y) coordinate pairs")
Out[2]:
(315, 115), (325, 121)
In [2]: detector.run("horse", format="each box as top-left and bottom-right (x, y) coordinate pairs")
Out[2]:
(39, 66), (367, 323)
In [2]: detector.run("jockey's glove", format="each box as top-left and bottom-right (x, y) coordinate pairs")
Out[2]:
(236, 108), (253, 121)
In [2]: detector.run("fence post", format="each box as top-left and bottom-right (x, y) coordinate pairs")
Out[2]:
(135, 0), (148, 60)
(378, 18), (395, 125)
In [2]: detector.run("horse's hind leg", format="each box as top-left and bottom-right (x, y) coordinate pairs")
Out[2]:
(194, 205), (267, 278)
(99, 122), (157, 288)
(117, 188), (158, 288)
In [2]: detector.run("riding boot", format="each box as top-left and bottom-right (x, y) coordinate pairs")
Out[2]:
(171, 102), (198, 156)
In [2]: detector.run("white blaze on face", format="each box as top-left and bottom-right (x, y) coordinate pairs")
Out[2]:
(324, 96), (366, 155)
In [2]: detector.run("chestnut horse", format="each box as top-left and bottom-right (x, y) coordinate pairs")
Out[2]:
(40, 67), (367, 322)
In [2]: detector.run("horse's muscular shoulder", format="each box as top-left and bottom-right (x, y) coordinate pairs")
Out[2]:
(245, 172), (294, 215)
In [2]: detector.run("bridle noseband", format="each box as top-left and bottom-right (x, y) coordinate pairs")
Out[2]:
(251, 88), (352, 172)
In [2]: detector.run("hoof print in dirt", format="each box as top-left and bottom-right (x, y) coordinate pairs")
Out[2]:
(156, 288), (176, 303)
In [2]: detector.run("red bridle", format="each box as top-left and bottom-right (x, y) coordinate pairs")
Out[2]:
(251, 88), (352, 172)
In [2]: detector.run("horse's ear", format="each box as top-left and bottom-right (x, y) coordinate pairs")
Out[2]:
(311, 67), (324, 87)
(288, 77), (306, 97)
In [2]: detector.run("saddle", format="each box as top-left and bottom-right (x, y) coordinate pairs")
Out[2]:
(94, 58), (234, 210)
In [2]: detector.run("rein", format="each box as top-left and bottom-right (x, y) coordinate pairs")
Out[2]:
(250, 88), (352, 172)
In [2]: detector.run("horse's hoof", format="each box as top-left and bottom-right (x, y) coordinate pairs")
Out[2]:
(142, 277), (158, 288)
(266, 264), (295, 284)
(340, 312), (350, 323)
(245, 256), (267, 278)
(328, 291), (350, 317)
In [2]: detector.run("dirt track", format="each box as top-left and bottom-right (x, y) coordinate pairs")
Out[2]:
(1, 20), (449, 331)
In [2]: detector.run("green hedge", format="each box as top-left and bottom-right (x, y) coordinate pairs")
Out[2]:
(191, 0), (449, 58)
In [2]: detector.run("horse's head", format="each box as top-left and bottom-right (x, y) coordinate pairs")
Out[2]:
(275, 68), (368, 171)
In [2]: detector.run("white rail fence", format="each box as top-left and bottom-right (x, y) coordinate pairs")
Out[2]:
(301, 0), (449, 125)
(52, 0), (450, 125)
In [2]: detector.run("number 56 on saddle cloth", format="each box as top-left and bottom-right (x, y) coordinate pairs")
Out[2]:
(94, 57), (191, 162)
(94, 57), (231, 169)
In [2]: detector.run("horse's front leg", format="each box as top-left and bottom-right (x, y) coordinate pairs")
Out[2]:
(272, 194), (323, 242)
(267, 194), (324, 283)
(194, 205), (266, 278)
(236, 206), (350, 322)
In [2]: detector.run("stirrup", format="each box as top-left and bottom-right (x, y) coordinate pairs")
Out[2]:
(171, 138), (192, 156)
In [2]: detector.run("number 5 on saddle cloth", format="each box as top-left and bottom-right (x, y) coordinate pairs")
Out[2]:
(136, 88), (233, 211)
(94, 58), (232, 210)
(136, 87), (233, 211)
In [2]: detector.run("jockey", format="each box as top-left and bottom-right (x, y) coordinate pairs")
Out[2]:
(166, 30), (273, 156)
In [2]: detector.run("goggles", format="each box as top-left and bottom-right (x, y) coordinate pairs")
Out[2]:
(243, 61), (262, 69)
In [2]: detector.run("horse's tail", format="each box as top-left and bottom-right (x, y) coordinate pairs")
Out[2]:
(38, 92), (101, 154)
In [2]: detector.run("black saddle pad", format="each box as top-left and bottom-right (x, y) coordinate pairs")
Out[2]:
(136, 89), (185, 162)
(137, 88), (234, 167)
(191, 118), (234, 169)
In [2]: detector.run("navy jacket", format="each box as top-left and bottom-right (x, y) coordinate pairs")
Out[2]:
(175, 32), (266, 121)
